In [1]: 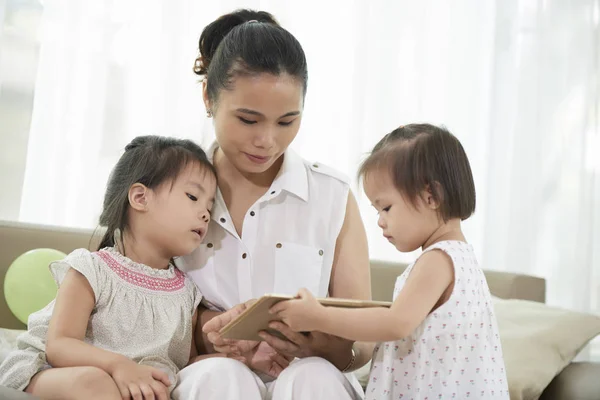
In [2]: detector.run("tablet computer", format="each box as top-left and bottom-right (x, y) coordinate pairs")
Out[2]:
(219, 294), (393, 341)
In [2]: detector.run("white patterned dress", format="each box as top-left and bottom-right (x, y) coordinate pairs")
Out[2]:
(366, 241), (510, 399)
(0, 247), (201, 392)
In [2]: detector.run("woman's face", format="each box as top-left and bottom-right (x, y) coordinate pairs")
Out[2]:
(204, 73), (304, 175)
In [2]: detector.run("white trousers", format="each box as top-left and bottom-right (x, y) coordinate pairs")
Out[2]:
(173, 357), (365, 400)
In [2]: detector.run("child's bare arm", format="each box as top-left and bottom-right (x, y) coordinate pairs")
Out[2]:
(45, 268), (131, 372)
(273, 250), (454, 342)
(46, 268), (171, 398)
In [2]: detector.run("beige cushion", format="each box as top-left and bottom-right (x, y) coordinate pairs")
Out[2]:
(494, 298), (600, 400)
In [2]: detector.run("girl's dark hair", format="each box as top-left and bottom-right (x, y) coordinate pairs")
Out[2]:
(359, 124), (476, 221)
(97, 135), (216, 250)
(194, 9), (308, 103)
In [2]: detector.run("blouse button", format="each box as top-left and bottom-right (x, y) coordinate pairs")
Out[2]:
(270, 191), (276, 195)
(250, 211), (255, 216)
(276, 243), (282, 248)
(319, 249), (324, 256)
(220, 217), (226, 223)
(312, 163), (319, 168)
(207, 243), (213, 248)
(242, 253), (247, 259)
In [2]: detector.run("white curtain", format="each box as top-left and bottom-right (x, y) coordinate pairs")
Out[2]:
(19, 0), (599, 329)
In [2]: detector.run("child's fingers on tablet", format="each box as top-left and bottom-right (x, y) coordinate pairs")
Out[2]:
(297, 288), (313, 298)
(269, 301), (289, 314)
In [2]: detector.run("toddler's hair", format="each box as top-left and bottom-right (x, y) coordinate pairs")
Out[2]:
(359, 124), (476, 221)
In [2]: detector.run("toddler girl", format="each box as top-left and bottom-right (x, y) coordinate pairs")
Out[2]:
(272, 124), (510, 399)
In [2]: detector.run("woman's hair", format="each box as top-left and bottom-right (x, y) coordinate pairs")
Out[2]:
(359, 124), (476, 221)
(194, 9), (308, 104)
(97, 135), (216, 250)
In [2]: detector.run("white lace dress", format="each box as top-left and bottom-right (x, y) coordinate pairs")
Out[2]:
(0, 247), (201, 392)
(366, 241), (510, 399)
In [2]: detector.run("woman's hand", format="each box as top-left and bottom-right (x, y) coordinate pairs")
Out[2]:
(109, 359), (170, 400)
(202, 300), (292, 377)
(258, 323), (354, 370)
(263, 289), (354, 369)
(239, 341), (293, 378)
(202, 299), (260, 355)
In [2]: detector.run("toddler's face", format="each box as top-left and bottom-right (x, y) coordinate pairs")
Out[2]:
(363, 171), (437, 252)
(147, 163), (217, 257)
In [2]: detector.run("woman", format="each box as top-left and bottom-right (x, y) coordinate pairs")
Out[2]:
(174, 9), (372, 400)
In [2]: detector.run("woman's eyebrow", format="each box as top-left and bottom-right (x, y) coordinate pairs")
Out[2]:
(236, 108), (300, 118)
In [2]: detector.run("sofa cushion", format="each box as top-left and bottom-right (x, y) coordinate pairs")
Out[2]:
(539, 361), (600, 400)
(494, 298), (600, 400)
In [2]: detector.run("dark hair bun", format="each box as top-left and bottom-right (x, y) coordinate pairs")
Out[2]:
(194, 9), (279, 76)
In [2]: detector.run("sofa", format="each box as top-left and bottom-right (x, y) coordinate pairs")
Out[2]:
(1, 220), (599, 399)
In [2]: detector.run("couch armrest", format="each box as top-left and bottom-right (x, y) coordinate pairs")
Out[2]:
(370, 260), (547, 303)
(539, 362), (600, 400)
(484, 270), (546, 303)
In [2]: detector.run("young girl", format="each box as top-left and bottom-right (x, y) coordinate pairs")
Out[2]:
(0, 136), (218, 400)
(271, 124), (510, 399)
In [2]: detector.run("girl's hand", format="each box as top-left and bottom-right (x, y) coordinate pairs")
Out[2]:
(270, 288), (325, 333)
(263, 289), (355, 369)
(110, 359), (170, 400)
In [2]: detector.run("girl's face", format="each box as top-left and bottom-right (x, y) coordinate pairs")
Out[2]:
(204, 73), (304, 175)
(363, 171), (441, 253)
(145, 163), (217, 257)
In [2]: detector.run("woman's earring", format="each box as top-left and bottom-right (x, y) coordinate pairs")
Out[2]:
(206, 109), (212, 118)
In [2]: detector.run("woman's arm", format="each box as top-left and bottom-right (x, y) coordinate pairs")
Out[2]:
(189, 310), (199, 362)
(194, 305), (222, 355)
(46, 269), (131, 372)
(188, 309), (230, 365)
(273, 250), (454, 342)
(321, 191), (374, 369)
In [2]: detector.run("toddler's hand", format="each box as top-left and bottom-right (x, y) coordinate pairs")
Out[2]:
(270, 288), (324, 332)
(110, 359), (170, 400)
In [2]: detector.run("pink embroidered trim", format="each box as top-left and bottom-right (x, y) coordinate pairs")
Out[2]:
(96, 251), (185, 292)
